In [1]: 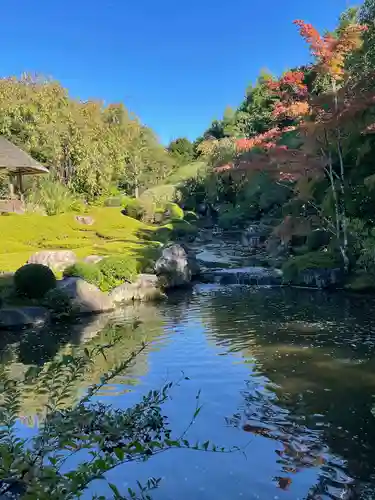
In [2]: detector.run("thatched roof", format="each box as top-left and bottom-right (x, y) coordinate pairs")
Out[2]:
(0, 137), (49, 175)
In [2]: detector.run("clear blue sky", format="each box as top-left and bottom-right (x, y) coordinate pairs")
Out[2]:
(1, 0), (351, 145)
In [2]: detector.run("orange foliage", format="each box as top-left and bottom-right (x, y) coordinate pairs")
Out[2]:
(235, 127), (296, 152)
(215, 19), (370, 186)
(294, 19), (367, 80)
(267, 70), (309, 119)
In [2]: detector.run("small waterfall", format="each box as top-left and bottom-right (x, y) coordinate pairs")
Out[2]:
(203, 267), (283, 287)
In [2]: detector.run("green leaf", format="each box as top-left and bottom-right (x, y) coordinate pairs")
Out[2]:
(108, 482), (122, 498)
(113, 447), (125, 460)
(193, 406), (202, 419)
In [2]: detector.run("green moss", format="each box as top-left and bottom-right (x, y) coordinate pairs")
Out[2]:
(0, 208), (157, 272)
(63, 262), (104, 289)
(282, 251), (340, 283)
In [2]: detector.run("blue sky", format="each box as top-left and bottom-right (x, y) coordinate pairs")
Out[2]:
(1, 0), (350, 144)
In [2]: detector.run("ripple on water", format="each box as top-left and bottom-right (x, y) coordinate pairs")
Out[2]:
(14, 284), (375, 499)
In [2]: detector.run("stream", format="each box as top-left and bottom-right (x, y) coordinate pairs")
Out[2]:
(6, 236), (375, 499)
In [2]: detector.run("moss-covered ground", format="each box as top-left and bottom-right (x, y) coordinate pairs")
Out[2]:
(0, 208), (161, 272)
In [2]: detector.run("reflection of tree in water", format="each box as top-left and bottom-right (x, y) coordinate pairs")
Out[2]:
(0, 302), (169, 421)
(207, 287), (375, 499)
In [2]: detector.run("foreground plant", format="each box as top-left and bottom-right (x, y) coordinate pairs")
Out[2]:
(0, 327), (234, 499)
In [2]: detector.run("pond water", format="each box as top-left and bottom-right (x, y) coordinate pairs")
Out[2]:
(8, 283), (375, 499)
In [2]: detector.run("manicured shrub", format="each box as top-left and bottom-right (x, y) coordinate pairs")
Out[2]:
(14, 263), (57, 299)
(282, 251), (340, 282)
(122, 197), (145, 220)
(218, 206), (248, 229)
(98, 255), (138, 291)
(306, 229), (331, 251)
(154, 220), (198, 243)
(63, 262), (104, 289)
(166, 203), (184, 220)
(184, 210), (198, 223)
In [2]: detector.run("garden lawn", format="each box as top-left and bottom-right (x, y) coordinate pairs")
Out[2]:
(0, 208), (160, 272)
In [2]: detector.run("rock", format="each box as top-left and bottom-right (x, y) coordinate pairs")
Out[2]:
(27, 250), (77, 272)
(241, 224), (268, 249)
(83, 255), (104, 265)
(75, 215), (95, 225)
(0, 306), (49, 330)
(109, 274), (165, 304)
(57, 277), (114, 314)
(297, 268), (343, 289)
(178, 243), (201, 277)
(155, 244), (193, 288)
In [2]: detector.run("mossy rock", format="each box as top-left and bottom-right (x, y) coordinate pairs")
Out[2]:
(344, 272), (375, 293)
(282, 251), (342, 288)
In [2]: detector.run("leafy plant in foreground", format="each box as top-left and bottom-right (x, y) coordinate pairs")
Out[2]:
(0, 326), (237, 499)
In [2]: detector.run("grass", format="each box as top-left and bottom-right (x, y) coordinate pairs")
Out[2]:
(165, 161), (206, 185)
(139, 161), (207, 207)
(0, 207), (162, 272)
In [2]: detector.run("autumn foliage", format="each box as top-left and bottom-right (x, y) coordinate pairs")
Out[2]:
(294, 19), (367, 80)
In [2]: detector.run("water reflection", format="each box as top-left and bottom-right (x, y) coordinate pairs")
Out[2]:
(3, 285), (375, 498)
(2, 302), (168, 421)
(207, 287), (375, 499)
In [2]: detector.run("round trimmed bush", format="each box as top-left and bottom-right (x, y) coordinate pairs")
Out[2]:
(14, 264), (57, 299)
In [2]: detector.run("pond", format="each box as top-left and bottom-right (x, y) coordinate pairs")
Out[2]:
(7, 283), (375, 499)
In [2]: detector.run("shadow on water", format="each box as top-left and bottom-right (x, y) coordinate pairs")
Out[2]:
(206, 286), (375, 499)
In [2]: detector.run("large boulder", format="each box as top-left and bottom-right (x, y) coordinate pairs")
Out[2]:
(178, 243), (201, 277)
(155, 244), (193, 288)
(0, 306), (49, 330)
(27, 251), (77, 272)
(109, 274), (165, 304)
(56, 277), (114, 314)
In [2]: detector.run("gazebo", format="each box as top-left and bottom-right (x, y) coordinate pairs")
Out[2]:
(0, 136), (49, 212)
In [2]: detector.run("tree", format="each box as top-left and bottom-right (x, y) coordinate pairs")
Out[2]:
(167, 137), (194, 164)
(216, 19), (371, 269)
(0, 74), (175, 202)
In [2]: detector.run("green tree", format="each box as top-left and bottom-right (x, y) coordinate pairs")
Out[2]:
(168, 137), (194, 164)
